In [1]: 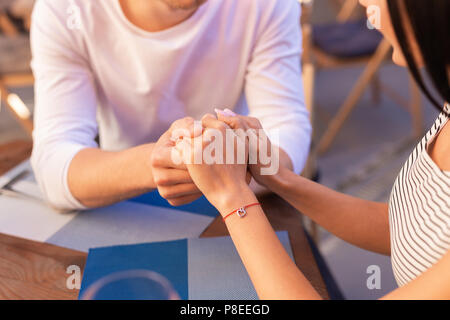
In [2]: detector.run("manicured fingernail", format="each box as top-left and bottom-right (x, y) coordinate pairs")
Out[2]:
(224, 108), (237, 116)
(214, 108), (229, 117)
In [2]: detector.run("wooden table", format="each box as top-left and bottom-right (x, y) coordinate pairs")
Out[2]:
(0, 140), (329, 300)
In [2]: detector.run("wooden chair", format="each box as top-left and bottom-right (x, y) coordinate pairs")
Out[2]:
(299, 0), (319, 184)
(299, 0), (320, 242)
(9, 0), (33, 30)
(305, 0), (423, 155)
(334, 0), (360, 22)
(0, 0), (34, 136)
(298, 0), (423, 243)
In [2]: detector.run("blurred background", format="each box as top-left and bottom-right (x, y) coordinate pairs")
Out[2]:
(0, 0), (440, 299)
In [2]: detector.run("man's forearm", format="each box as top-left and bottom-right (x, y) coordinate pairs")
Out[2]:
(67, 143), (156, 208)
(271, 168), (391, 255)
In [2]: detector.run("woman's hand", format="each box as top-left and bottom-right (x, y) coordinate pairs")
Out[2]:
(214, 109), (282, 188)
(174, 114), (255, 214)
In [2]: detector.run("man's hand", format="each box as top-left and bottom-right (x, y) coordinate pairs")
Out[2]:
(151, 117), (203, 206)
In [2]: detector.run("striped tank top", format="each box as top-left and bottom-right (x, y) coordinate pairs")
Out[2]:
(389, 105), (450, 286)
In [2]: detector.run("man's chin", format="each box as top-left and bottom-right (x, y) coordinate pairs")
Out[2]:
(166, 0), (207, 10)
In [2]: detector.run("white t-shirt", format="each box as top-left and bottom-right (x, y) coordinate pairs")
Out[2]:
(30, 0), (311, 209)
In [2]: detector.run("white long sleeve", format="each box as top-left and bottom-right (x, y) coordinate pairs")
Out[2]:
(30, 0), (98, 209)
(30, 0), (311, 210)
(245, 0), (311, 174)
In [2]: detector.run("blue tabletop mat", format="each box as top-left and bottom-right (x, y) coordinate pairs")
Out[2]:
(131, 190), (219, 218)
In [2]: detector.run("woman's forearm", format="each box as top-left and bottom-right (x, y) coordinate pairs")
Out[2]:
(269, 168), (391, 255)
(215, 187), (321, 300)
(67, 144), (156, 208)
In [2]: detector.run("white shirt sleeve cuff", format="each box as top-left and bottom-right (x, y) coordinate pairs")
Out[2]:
(31, 142), (94, 211)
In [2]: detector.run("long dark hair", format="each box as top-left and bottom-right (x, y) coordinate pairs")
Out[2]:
(387, 0), (450, 114)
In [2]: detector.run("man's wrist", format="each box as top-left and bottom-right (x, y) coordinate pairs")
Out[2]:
(141, 143), (158, 189)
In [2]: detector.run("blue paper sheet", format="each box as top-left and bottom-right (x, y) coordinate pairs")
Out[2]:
(80, 239), (189, 300)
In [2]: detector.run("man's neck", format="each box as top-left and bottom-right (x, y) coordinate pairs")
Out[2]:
(119, 0), (200, 32)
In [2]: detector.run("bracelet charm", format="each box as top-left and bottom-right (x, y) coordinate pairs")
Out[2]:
(236, 207), (247, 218)
(223, 203), (260, 221)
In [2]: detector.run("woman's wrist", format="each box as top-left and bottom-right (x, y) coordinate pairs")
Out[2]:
(259, 166), (293, 193)
(210, 184), (258, 217)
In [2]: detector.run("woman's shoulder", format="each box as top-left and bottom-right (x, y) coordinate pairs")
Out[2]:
(426, 104), (450, 173)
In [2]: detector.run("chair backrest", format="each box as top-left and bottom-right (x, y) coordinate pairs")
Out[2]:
(298, 0), (314, 117)
(0, 9), (19, 36)
(336, 0), (359, 22)
(0, 1), (34, 136)
(10, 0), (34, 30)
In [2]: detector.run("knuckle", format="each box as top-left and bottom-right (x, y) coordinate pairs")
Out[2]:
(158, 187), (169, 199)
(171, 119), (182, 129)
(159, 187), (178, 200)
(216, 122), (228, 131)
(168, 199), (183, 207)
(171, 127), (189, 140)
(248, 117), (260, 125)
(172, 117), (193, 129)
(150, 153), (162, 167)
(201, 113), (215, 121)
(154, 176), (170, 186)
(235, 118), (246, 128)
(182, 117), (194, 125)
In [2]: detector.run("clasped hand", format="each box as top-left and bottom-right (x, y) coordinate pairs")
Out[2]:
(153, 109), (278, 210)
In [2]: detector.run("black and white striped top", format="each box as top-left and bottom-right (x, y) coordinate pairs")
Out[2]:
(389, 105), (450, 286)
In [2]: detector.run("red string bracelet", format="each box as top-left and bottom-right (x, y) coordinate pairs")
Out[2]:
(223, 203), (261, 221)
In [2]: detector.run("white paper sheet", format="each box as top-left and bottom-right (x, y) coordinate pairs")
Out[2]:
(1, 160), (214, 248)
(0, 159), (32, 189)
(0, 195), (77, 242)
